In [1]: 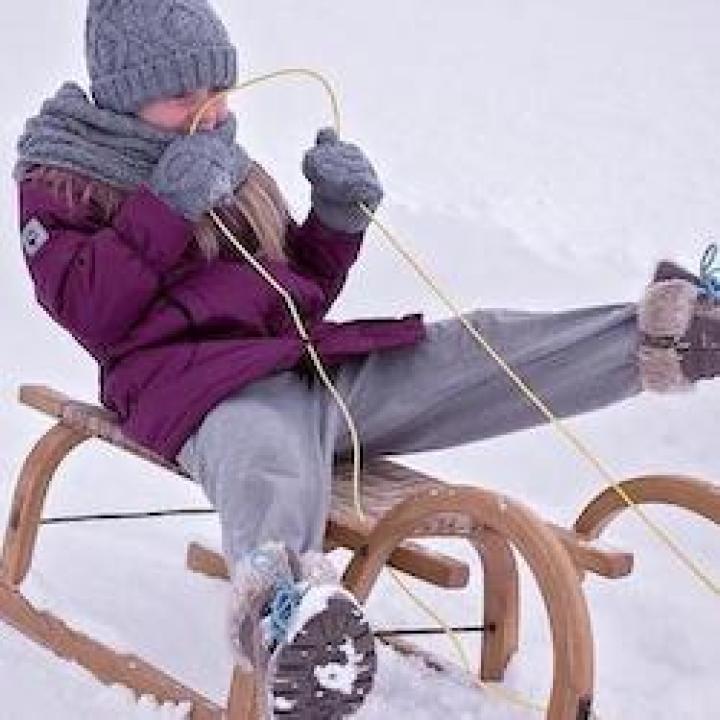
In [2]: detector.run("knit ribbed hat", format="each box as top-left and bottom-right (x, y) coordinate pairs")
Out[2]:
(85, 0), (238, 114)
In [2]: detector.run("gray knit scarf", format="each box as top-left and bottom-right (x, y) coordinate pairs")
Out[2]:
(12, 80), (237, 188)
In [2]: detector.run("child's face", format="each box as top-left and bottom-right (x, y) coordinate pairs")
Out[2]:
(136, 87), (230, 133)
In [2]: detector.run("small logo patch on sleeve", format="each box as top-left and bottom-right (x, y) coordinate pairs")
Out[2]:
(21, 217), (50, 257)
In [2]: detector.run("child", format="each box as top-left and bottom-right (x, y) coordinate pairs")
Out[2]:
(12, 0), (720, 716)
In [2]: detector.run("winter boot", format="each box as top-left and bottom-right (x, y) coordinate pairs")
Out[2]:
(267, 548), (377, 718)
(652, 259), (703, 287)
(652, 242), (720, 289)
(639, 245), (720, 390)
(229, 543), (377, 719)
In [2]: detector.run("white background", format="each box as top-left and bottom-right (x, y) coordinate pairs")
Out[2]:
(1, 1), (719, 717)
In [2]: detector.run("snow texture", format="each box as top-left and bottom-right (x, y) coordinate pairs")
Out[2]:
(1, 0), (719, 717)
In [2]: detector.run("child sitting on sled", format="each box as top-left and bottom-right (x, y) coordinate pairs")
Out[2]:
(12, 0), (720, 716)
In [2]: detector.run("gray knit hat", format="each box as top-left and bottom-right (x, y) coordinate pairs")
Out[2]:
(85, 0), (238, 114)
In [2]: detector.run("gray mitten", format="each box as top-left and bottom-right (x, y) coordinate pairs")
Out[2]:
(147, 114), (252, 222)
(302, 127), (384, 234)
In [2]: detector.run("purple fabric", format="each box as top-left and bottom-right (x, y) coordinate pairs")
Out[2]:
(19, 180), (426, 460)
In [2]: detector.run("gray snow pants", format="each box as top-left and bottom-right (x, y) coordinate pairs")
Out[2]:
(176, 304), (641, 568)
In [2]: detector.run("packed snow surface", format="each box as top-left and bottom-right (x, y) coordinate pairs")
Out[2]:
(1, 0), (719, 717)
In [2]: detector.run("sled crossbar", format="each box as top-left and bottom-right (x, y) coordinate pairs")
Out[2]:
(3, 383), (719, 719)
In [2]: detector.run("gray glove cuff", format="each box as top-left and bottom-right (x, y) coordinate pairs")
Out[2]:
(310, 193), (381, 234)
(148, 118), (251, 222)
(303, 127), (384, 234)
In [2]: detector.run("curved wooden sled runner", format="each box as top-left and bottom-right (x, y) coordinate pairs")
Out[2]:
(1, 385), (718, 719)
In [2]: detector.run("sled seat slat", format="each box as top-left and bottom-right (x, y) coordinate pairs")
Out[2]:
(19, 384), (179, 473)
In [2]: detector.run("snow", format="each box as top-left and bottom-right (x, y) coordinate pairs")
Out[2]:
(315, 636), (364, 695)
(1, 0), (719, 717)
(283, 583), (334, 646)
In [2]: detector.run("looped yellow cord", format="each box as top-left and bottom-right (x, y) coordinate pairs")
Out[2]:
(190, 78), (599, 719)
(359, 203), (720, 597)
(188, 67), (717, 717)
(192, 65), (719, 595)
(190, 79), (556, 716)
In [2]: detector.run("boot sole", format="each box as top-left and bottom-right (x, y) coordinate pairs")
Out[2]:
(270, 594), (377, 718)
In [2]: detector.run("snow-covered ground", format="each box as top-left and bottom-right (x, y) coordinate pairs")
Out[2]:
(1, 0), (719, 717)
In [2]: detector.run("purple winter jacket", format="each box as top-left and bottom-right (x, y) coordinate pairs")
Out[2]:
(18, 179), (427, 461)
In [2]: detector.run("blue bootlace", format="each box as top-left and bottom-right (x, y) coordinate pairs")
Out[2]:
(699, 242), (720, 301)
(267, 579), (304, 647)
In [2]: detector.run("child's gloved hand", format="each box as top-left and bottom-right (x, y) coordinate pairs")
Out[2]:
(302, 127), (384, 234)
(147, 116), (251, 222)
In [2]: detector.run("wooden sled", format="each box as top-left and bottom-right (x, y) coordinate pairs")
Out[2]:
(1, 384), (719, 719)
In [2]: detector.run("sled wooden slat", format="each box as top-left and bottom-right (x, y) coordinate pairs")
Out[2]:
(575, 475), (720, 539)
(5, 383), (719, 719)
(0, 581), (222, 719)
(187, 532), (470, 590)
(18, 384), (180, 473)
(546, 522), (634, 580)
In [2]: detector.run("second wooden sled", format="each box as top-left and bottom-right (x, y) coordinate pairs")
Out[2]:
(2, 384), (719, 718)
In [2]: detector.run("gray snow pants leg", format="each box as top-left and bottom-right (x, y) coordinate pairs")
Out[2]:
(176, 303), (641, 569)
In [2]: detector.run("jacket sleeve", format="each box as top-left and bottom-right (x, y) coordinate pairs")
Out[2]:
(18, 180), (195, 356)
(285, 209), (364, 314)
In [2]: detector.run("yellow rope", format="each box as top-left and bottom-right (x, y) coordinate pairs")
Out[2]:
(188, 67), (717, 717)
(361, 205), (720, 597)
(203, 209), (366, 524)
